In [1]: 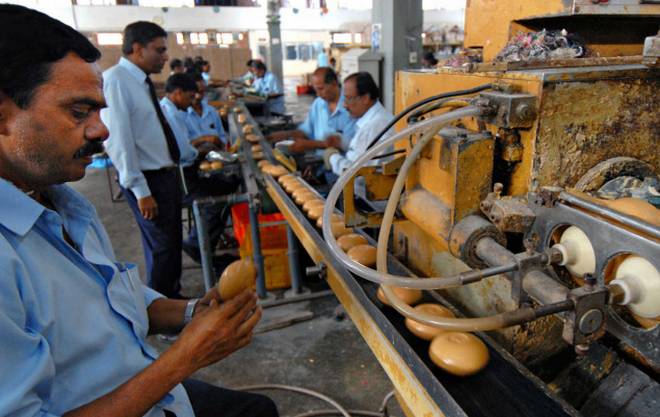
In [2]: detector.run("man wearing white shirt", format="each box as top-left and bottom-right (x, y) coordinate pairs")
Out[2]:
(325, 72), (392, 176)
(102, 22), (189, 299)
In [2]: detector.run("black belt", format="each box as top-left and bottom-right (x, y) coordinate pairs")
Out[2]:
(143, 166), (178, 174)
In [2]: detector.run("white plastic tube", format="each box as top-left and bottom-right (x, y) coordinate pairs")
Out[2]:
(321, 107), (483, 289)
(376, 106), (514, 330)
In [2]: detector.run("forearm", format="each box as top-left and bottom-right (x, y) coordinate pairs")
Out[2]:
(269, 130), (305, 142)
(64, 347), (191, 417)
(147, 298), (188, 335)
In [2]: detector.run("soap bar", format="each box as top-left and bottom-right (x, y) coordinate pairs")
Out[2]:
(377, 286), (422, 306)
(337, 233), (368, 252)
(216, 259), (256, 301)
(429, 332), (489, 376)
(405, 303), (455, 340)
(347, 244), (377, 267)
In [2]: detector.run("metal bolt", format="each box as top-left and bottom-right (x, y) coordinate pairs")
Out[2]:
(493, 183), (504, 197)
(578, 309), (604, 334)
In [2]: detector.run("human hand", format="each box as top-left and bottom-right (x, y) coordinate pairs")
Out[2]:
(289, 138), (309, 153)
(138, 196), (158, 220)
(324, 135), (342, 150)
(174, 290), (261, 373)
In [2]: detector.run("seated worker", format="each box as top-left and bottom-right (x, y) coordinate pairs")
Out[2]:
(187, 74), (228, 149)
(240, 59), (256, 86)
(250, 60), (285, 115)
(324, 72), (392, 177)
(170, 58), (184, 75)
(0, 5), (277, 417)
(161, 73), (236, 262)
(267, 67), (356, 156)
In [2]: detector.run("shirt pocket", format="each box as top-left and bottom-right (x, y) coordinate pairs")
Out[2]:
(109, 262), (149, 341)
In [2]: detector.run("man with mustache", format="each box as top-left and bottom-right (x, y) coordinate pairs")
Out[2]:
(102, 21), (186, 299)
(0, 5), (277, 417)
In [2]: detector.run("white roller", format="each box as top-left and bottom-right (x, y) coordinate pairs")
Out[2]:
(553, 226), (596, 277)
(611, 255), (660, 319)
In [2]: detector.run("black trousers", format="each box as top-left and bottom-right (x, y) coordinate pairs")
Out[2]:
(164, 379), (279, 417)
(122, 168), (183, 298)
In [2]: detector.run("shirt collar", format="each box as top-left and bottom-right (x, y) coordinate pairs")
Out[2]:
(356, 101), (384, 129)
(160, 96), (184, 115)
(0, 179), (95, 240)
(0, 178), (46, 236)
(188, 100), (212, 117)
(118, 57), (148, 84)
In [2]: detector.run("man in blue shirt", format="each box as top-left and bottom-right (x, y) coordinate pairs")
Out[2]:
(186, 75), (228, 148)
(0, 5), (276, 417)
(249, 61), (286, 115)
(267, 67), (356, 155)
(160, 74), (236, 262)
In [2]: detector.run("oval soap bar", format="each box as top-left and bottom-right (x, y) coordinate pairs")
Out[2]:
(216, 259), (256, 301)
(303, 199), (325, 214)
(405, 303), (455, 340)
(377, 286), (422, 306)
(337, 233), (368, 252)
(347, 244), (377, 267)
(429, 332), (489, 376)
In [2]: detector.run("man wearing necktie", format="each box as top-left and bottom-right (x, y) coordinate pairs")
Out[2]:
(102, 22), (185, 299)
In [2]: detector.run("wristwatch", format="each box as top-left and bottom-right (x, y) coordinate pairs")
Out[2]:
(183, 298), (200, 325)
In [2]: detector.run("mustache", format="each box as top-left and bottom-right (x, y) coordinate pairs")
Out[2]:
(73, 141), (105, 159)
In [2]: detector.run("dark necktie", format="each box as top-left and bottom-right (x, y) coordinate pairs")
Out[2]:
(145, 76), (180, 164)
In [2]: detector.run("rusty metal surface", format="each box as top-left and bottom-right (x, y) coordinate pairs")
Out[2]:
(534, 77), (659, 189)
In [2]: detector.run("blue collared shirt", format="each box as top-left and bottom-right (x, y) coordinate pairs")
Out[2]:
(102, 57), (175, 199)
(253, 71), (285, 114)
(298, 94), (357, 155)
(186, 100), (227, 146)
(0, 179), (193, 417)
(329, 101), (392, 175)
(159, 97), (198, 168)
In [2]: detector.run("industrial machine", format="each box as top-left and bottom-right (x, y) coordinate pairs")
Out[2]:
(210, 2), (659, 415)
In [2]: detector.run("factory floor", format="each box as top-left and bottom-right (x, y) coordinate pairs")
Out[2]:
(69, 81), (404, 417)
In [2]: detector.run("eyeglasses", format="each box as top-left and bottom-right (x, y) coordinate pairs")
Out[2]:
(343, 94), (363, 103)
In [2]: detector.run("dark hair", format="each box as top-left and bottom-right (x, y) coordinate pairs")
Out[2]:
(313, 67), (338, 85)
(246, 59), (255, 67)
(423, 52), (438, 65)
(344, 72), (379, 100)
(251, 61), (267, 72)
(165, 73), (197, 93)
(122, 21), (167, 56)
(0, 4), (100, 109)
(189, 72), (204, 83)
(169, 58), (183, 70)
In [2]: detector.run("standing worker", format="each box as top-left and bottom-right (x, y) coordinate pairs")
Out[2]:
(102, 21), (185, 299)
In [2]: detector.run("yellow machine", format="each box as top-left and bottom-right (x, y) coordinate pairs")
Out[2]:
(226, 2), (659, 416)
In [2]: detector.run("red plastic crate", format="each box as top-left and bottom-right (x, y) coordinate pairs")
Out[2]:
(231, 203), (288, 252)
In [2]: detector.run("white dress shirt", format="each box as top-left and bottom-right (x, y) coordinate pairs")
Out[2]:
(102, 57), (175, 199)
(329, 101), (392, 175)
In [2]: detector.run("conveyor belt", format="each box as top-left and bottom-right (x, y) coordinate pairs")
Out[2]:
(262, 173), (579, 417)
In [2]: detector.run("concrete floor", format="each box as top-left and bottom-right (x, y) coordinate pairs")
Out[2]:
(69, 84), (403, 416)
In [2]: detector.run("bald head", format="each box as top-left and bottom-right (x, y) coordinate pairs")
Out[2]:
(311, 66), (340, 103)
